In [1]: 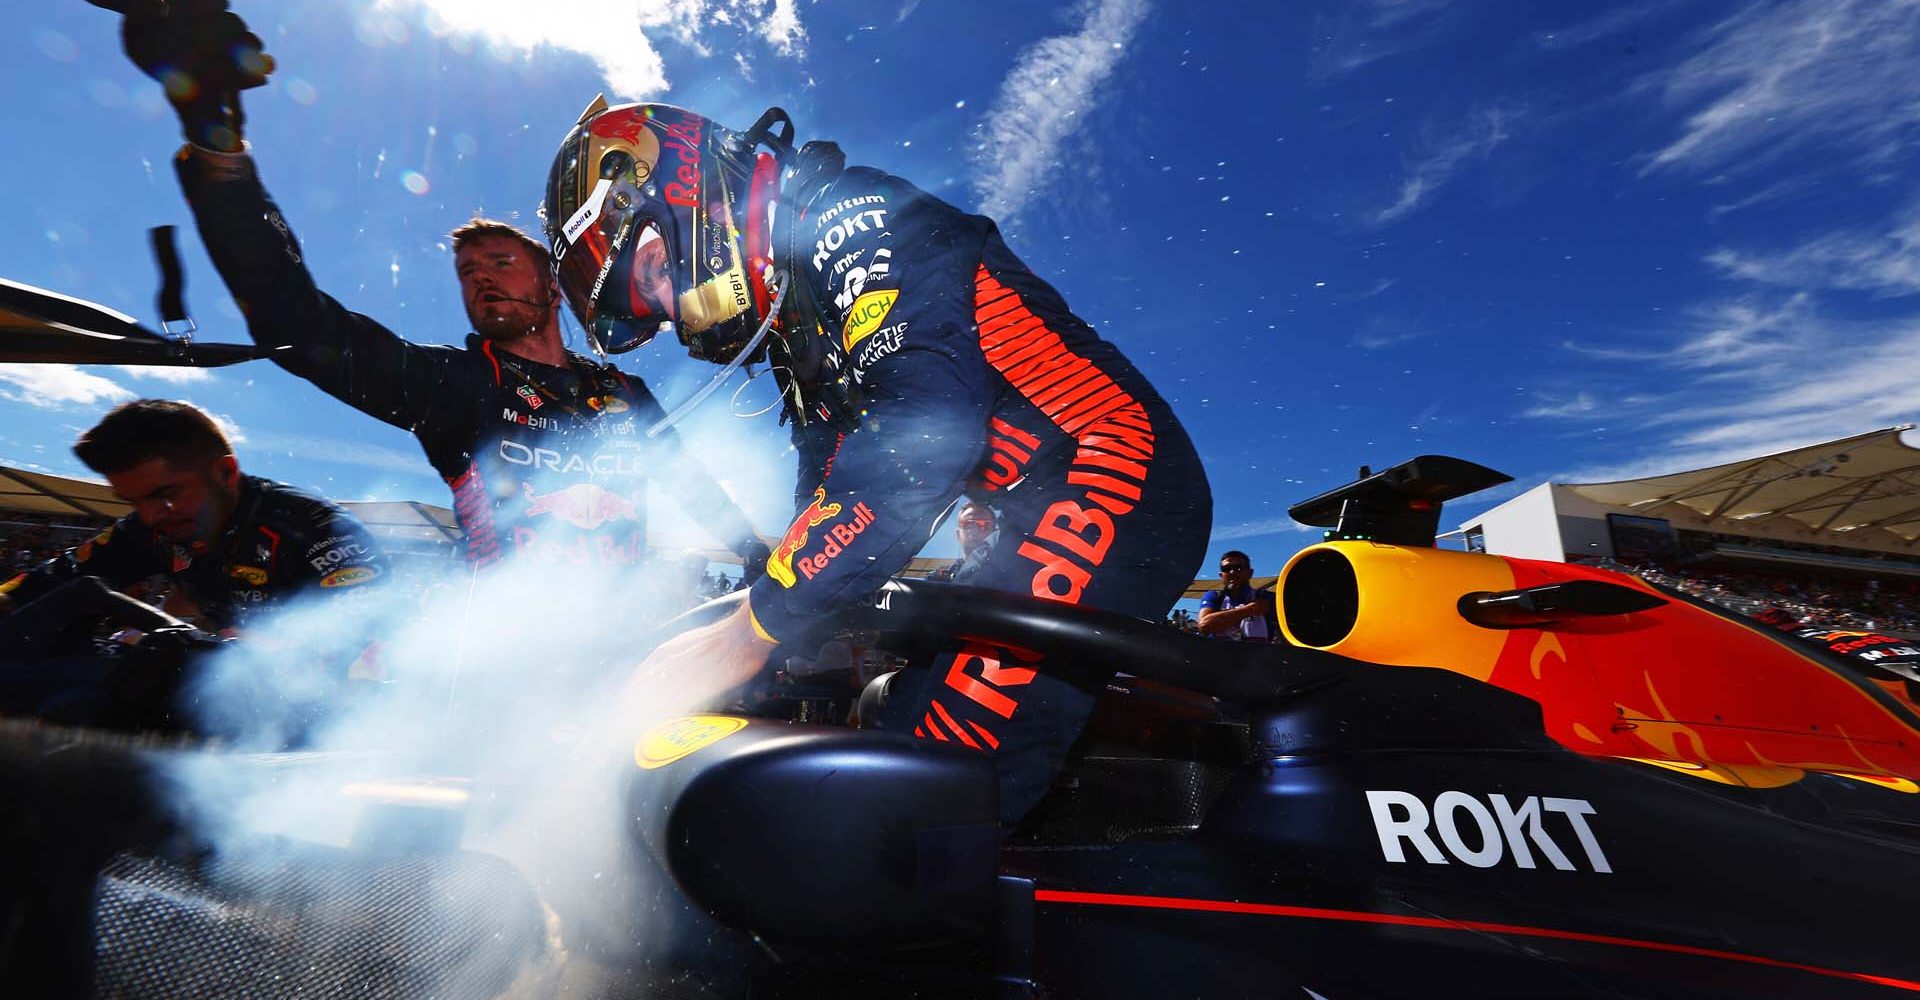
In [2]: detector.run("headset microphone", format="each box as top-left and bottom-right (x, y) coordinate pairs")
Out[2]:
(502, 277), (560, 311)
(493, 291), (555, 310)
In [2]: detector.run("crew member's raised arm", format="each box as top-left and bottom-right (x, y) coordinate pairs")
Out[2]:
(174, 149), (462, 438)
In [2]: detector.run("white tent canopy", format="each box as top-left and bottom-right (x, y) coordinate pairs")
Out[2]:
(0, 466), (129, 521)
(1565, 426), (1920, 550)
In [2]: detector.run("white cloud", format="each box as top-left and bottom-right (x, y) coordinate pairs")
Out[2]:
(115, 364), (214, 384)
(970, 0), (1151, 222)
(374, 0), (807, 98)
(1350, 327), (1423, 350)
(1642, 0), (1920, 175)
(209, 412), (248, 445)
(1548, 149), (1920, 475)
(1535, 1), (1669, 51)
(754, 0), (805, 56)
(1347, 310), (1424, 350)
(1308, 0), (1454, 79)
(1705, 208), (1920, 297)
(1523, 392), (1598, 419)
(1707, 177), (1814, 218)
(1374, 106), (1512, 225)
(1536, 295), (1920, 481)
(0, 364), (135, 408)
(1663, 294), (1816, 369)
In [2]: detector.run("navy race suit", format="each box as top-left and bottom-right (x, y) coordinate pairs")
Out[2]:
(0, 475), (384, 632)
(173, 150), (758, 569)
(751, 160), (1213, 822)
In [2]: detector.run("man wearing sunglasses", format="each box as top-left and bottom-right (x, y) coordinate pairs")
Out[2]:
(113, 12), (767, 579)
(927, 501), (999, 585)
(1198, 551), (1279, 643)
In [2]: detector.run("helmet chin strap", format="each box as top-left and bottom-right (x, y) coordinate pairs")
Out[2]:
(644, 269), (788, 439)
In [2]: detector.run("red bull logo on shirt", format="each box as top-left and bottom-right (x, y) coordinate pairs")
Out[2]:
(522, 482), (641, 531)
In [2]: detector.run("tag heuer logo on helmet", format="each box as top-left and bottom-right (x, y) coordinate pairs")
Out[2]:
(842, 289), (899, 350)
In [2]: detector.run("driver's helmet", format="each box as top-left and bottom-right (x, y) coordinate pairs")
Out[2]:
(541, 97), (780, 360)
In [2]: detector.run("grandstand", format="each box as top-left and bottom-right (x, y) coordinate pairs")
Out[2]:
(1459, 427), (1920, 633)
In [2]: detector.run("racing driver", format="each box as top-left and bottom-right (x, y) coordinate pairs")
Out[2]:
(112, 3), (767, 576)
(547, 99), (1213, 823)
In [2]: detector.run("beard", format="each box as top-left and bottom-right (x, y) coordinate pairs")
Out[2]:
(467, 298), (546, 342)
(169, 487), (235, 554)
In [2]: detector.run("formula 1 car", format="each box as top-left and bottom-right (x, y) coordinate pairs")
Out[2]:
(6, 455), (1920, 998)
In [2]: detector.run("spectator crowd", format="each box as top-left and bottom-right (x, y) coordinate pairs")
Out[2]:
(1587, 557), (1920, 635)
(1, 514), (106, 574)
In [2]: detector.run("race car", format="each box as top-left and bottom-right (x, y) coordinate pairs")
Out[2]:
(6, 455), (1920, 998)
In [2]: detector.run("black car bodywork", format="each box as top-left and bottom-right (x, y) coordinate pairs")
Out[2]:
(5, 456), (1920, 998)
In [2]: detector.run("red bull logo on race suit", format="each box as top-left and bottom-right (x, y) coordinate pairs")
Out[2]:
(522, 482), (641, 531)
(767, 488), (843, 588)
(767, 489), (878, 587)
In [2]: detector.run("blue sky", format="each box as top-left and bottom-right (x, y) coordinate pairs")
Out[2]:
(2, 0), (1918, 582)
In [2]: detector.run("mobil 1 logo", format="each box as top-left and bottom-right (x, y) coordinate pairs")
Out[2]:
(1365, 789), (1613, 874)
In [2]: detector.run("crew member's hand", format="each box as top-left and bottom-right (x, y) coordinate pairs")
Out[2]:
(117, 0), (273, 152)
(618, 601), (777, 727)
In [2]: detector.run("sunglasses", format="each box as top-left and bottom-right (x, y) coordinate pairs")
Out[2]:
(1220, 564), (1249, 572)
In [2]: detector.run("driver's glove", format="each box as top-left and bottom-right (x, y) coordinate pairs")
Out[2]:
(118, 0), (273, 153)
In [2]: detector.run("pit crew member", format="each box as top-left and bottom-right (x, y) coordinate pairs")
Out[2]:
(113, 6), (767, 574)
(0, 399), (385, 641)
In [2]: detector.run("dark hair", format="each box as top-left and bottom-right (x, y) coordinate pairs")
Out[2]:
(958, 500), (997, 521)
(1220, 550), (1251, 566)
(72, 399), (233, 475)
(449, 217), (552, 273)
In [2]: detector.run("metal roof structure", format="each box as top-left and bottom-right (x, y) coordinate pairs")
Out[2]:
(0, 465), (128, 521)
(1563, 426), (1920, 550)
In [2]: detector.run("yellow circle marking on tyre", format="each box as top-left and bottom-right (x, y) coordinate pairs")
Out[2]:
(635, 715), (749, 770)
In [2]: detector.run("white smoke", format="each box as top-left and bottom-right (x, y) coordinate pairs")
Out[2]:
(159, 551), (735, 991)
